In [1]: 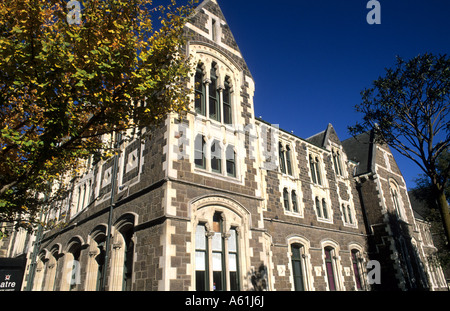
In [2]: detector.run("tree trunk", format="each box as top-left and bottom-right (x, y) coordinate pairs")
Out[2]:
(435, 187), (450, 249)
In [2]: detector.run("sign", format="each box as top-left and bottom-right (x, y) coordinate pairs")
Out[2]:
(0, 257), (26, 291)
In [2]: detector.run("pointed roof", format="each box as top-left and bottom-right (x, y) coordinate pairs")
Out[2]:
(185, 0), (253, 79)
(306, 123), (341, 148)
(342, 130), (376, 176)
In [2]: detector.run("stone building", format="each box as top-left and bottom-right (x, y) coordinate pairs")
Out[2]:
(0, 0), (447, 291)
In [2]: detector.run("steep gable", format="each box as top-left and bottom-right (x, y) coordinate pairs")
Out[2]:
(184, 0), (252, 78)
(306, 123), (342, 149)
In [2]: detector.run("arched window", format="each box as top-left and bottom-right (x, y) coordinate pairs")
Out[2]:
(228, 227), (239, 290)
(341, 203), (348, 223)
(121, 227), (134, 291)
(193, 203), (246, 291)
(209, 63), (220, 121)
(351, 249), (363, 290)
(347, 205), (353, 224)
(285, 146), (293, 175)
(32, 252), (46, 291)
(85, 228), (107, 291)
(390, 180), (405, 219)
(223, 78), (232, 124)
(309, 155), (316, 184)
(291, 243), (305, 291)
(109, 214), (136, 291)
(63, 239), (82, 291)
(283, 188), (290, 211)
(322, 199), (328, 219)
(309, 155), (322, 185)
(195, 64), (206, 116)
(195, 223), (208, 291)
(279, 143), (286, 174)
(315, 197), (321, 218)
(314, 157), (322, 185)
(332, 150), (343, 176)
(291, 190), (298, 213)
(226, 145), (236, 177)
(95, 240), (106, 291)
(45, 246), (61, 291)
(324, 247), (337, 291)
(279, 144), (293, 176)
(211, 140), (222, 173)
(211, 212), (225, 291)
(194, 135), (206, 169)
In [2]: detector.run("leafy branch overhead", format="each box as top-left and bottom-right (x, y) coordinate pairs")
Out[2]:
(0, 0), (195, 228)
(349, 53), (450, 246)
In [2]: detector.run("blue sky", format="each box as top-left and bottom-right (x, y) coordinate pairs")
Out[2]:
(215, 0), (450, 189)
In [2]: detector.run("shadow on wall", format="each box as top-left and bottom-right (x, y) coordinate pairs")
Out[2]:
(247, 263), (267, 291)
(367, 212), (431, 291)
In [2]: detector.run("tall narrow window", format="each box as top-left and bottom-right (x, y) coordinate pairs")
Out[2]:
(283, 188), (290, 211)
(347, 205), (353, 224)
(70, 247), (81, 291)
(226, 145), (236, 177)
(279, 143), (286, 174)
(286, 146), (293, 175)
(195, 65), (206, 116)
(195, 224), (208, 291)
(391, 188), (403, 219)
(76, 186), (82, 213)
(228, 228), (239, 290)
(212, 213), (225, 291)
(291, 244), (305, 291)
(351, 250), (363, 290)
(324, 247), (336, 291)
(122, 229), (134, 291)
(322, 198), (328, 219)
(309, 155), (317, 184)
(336, 151), (343, 176)
(211, 140), (222, 173)
(341, 204), (348, 223)
(209, 64), (220, 121)
(291, 190), (298, 213)
(95, 241), (106, 291)
(223, 79), (232, 124)
(314, 157), (322, 185)
(195, 135), (206, 169)
(332, 150), (343, 176)
(315, 197), (322, 218)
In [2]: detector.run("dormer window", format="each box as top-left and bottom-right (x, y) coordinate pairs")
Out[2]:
(309, 155), (322, 185)
(332, 149), (343, 177)
(279, 143), (293, 176)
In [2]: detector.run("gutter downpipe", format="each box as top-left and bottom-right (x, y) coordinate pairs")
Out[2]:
(101, 131), (122, 291)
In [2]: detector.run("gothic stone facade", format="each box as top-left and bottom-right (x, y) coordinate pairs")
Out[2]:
(3, 0), (447, 291)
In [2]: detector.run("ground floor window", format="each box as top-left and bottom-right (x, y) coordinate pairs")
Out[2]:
(324, 247), (337, 291)
(291, 243), (305, 291)
(195, 212), (240, 291)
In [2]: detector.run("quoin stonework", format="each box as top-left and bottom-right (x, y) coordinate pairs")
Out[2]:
(0, 0), (448, 291)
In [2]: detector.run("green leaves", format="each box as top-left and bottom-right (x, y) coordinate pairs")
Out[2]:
(0, 0), (195, 229)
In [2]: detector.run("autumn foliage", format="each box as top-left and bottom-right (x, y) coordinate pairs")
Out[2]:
(0, 0), (194, 229)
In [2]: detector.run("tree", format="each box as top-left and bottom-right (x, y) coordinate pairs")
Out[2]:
(349, 53), (450, 247)
(0, 0), (195, 230)
(410, 151), (450, 272)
